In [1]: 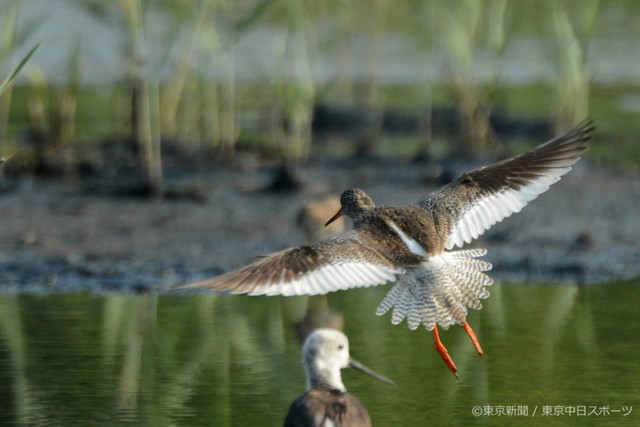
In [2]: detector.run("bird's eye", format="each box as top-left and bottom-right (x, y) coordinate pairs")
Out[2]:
(338, 344), (344, 350)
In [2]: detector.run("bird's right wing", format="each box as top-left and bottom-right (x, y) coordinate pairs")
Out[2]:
(176, 233), (404, 296)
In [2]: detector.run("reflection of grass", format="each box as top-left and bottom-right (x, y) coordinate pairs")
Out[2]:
(0, 295), (42, 425)
(1, 282), (638, 424)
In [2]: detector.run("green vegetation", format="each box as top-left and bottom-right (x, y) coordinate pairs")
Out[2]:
(430, 0), (508, 156)
(550, 0), (598, 133)
(0, 41), (40, 163)
(1, 0), (638, 176)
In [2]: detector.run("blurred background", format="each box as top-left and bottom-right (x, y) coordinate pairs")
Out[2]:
(2, 0), (640, 179)
(1, 0), (639, 425)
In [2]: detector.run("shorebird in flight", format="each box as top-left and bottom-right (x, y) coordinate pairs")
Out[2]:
(179, 121), (593, 377)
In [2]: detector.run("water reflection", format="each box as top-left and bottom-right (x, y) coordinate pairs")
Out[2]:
(0, 282), (639, 425)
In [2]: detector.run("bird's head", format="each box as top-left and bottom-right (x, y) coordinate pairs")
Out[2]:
(325, 188), (376, 226)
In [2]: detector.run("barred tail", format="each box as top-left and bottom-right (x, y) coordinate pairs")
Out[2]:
(375, 249), (493, 330)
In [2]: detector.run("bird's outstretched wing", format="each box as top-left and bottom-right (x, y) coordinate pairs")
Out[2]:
(176, 233), (404, 296)
(415, 120), (593, 249)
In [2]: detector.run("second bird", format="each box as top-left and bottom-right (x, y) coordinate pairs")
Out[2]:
(284, 328), (394, 427)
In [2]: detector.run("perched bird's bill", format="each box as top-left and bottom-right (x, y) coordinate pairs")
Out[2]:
(348, 358), (395, 385)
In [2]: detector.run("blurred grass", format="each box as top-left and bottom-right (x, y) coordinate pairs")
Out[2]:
(118, 0), (163, 196)
(430, 0), (508, 156)
(550, 0), (598, 133)
(0, 37), (40, 162)
(0, 0), (21, 156)
(6, 81), (636, 168)
(1, 0), (638, 172)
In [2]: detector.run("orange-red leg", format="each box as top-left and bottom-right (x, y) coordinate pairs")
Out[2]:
(433, 326), (458, 378)
(463, 321), (484, 356)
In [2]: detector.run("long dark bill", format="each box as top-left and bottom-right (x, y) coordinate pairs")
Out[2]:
(349, 358), (395, 385)
(325, 210), (344, 227)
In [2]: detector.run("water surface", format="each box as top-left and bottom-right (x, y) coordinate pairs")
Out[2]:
(0, 281), (638, 426)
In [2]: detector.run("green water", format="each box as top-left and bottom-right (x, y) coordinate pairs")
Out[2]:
(0, 282), (639, 426)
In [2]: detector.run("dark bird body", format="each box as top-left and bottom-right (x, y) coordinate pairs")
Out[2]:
(179, 121), (594, 376)
(285, 387), (372, 427)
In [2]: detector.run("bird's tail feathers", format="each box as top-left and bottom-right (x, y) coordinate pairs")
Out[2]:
(375, 249), (493, 330)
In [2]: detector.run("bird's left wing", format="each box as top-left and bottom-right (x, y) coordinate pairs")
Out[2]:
(415, 120), (593, 250)
(176, 233), (404, 296)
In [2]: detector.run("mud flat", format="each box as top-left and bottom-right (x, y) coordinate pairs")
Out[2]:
(0, 157), (638, 294)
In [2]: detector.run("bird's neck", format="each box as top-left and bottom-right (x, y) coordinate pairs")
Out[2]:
(350, 212), (369, 228)
(306, 364), (346, 392)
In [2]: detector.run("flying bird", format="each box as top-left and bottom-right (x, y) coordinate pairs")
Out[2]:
(179, 120), (593, 377)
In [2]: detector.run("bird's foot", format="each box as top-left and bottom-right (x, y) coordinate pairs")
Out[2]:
(463, 321), (484, 356)
(433, 326), (458, 378)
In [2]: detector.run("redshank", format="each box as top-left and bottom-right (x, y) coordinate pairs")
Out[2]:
(179, 120), (593, 377)
(284, 328), (394, 427)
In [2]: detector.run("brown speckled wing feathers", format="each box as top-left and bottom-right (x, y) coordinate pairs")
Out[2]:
(415, 120), (593, 249)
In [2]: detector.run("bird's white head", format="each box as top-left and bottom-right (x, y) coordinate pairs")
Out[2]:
(302, 328), (350, 392)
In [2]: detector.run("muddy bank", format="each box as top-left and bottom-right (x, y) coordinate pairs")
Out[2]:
(0, 156), (638, 294)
